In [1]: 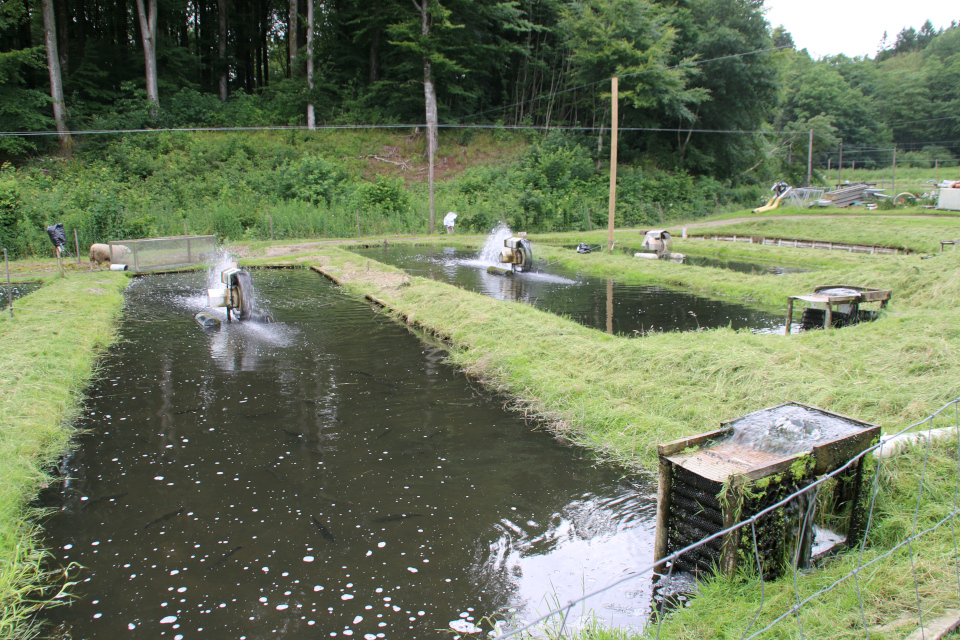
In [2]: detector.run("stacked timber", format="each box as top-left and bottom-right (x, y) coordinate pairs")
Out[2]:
(817, 183), (877, 208)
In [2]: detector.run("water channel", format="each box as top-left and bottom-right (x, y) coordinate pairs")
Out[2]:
(1, 280), (42, 311)
(349, 243), (786, 335)
(41, 268), (657, 639)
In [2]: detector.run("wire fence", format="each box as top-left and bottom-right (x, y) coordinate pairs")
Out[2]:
(494, 397), (960, 640)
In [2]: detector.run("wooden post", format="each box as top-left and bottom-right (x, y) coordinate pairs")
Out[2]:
(837, 142), (843, 188)
(845, 457), (868, 549)
(131, 240), (140, 273)
(356, 209), (361, 237)
(657, 202), (664, 225)
(56, 246), (65, 278)
(607, 77), (618, 253)
(824, 304), (833, 330)
(719, 484), (743, 578)
(892, 147), (897, 193)
(785, 298), (794, 335)
(807, 129), (813, 187)
(653, 458), (673, 572)
(4, 248), (12, 317)
(827, 157), (831, 175)
(852, 160), (856, 183)
(74, 228), (80, 264)
(935, 159), (939, 184)
(270, 213), (274, 240)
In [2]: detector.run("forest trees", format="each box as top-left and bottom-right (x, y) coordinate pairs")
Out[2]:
(0, 0), (956, 182)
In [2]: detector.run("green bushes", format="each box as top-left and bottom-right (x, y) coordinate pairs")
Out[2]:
(0, 130), (767, 258)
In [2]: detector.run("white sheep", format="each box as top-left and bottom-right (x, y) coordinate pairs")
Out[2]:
(89, 243), (131, 269)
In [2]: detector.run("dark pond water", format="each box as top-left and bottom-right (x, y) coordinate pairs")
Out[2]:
(1, 280), (42, 310)
(680, 254), (809, 276)
(41, 268), (657, 639)
(564, 245), (809, 276)
(350, 242), (785, 336)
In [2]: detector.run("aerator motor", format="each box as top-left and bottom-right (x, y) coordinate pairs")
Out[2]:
(499, 236), (533, 273)
(207, 267), (273, 323)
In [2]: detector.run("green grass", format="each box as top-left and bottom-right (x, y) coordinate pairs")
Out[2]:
(0, 271), (127, 638)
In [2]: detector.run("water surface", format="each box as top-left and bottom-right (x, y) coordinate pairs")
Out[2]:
(1, 280), (42, 311)
(41, 269), (657, 639)
(350, 244), (785, 335)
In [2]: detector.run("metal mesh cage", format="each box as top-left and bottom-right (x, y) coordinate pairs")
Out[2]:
(109, 235), (217, 273)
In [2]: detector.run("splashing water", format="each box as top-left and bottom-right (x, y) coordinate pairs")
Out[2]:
(476, 223), (514, 265)
(206, 249), (238, 293)
(724, 404), (864, 456)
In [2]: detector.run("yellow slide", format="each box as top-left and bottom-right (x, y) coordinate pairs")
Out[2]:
(752, 195), (782, 214)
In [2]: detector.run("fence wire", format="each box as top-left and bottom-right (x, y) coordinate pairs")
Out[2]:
(494, 397), (960, 640)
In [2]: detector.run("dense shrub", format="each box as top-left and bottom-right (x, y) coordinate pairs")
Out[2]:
(0, 131), (764, 258)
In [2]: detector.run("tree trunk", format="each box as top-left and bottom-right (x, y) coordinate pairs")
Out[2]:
(368, 28), (380, 83)
(218, 0), (228, 101)
(76, 0), (86, 65)
(41, 0), (71, 149)
(55, 0), (68, 72)
(306, 0), (315, 128)
(415, 0), (437, 233)
(134, 0), (159, 110)
(288, 0), (298, 77)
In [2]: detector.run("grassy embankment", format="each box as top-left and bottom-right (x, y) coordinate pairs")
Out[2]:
(0, 271), (127, 638)
(239, 214), (960, 638)
(535, 212), (960, 253)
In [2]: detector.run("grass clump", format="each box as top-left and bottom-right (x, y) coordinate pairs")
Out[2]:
(0, 271), (127, 638)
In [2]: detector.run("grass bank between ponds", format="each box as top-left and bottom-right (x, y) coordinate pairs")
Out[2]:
(0, 271), (127, 638)
(246, 245), (960, 639)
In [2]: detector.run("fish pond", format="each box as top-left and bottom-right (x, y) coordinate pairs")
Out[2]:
(41, 268), (657, 639)
(349, 242), (785, 335)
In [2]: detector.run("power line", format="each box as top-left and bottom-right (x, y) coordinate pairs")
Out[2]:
(0, 123), (813, 138)
(885, 114), (960, 126)
(0, 124), (419, 137)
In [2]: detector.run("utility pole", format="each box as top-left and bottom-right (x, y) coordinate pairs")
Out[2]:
(607, 77), (618, 253)
(807, 129), (813, 187)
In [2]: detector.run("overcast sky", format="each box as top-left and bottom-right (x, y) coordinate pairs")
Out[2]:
(763, 0), (957, 59)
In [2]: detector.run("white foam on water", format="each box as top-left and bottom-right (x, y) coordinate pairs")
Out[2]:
(477, 223), (514, 265)
(724, 405), (863, 456)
